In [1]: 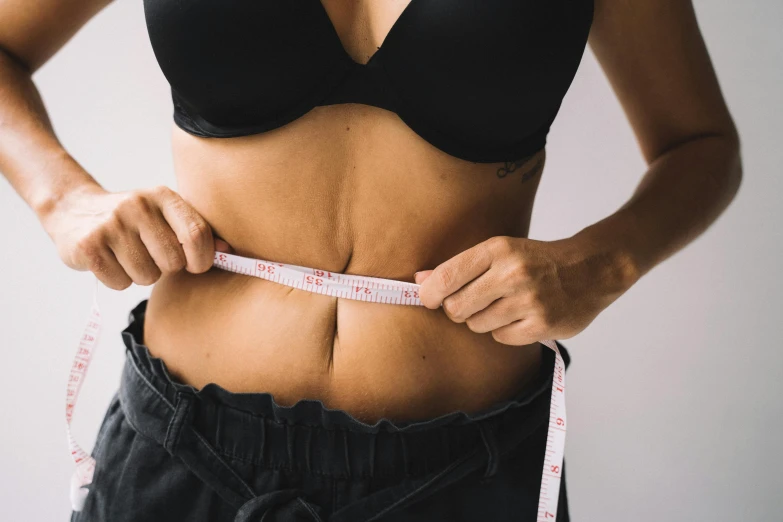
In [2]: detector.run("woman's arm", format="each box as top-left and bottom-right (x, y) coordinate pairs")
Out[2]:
(0, 0), (113, 216)
(0, 0), (230, 290)
(415, 0), (742, 345)
(571, 0), (743, 281)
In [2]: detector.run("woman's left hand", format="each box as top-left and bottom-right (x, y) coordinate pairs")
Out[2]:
(413, 235), (632, 346)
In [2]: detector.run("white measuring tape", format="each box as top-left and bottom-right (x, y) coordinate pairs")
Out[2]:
(66, 251), (567, 519)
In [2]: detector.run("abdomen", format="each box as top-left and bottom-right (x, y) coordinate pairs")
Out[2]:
(143, 102), (546, 424)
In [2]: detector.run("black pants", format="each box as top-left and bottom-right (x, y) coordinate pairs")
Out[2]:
(71, 299), (572, 522)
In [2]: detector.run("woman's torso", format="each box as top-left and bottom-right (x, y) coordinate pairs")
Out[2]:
(143, 1), (550, 425)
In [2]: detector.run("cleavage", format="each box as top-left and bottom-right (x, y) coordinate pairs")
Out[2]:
(319, 0), (414, 65)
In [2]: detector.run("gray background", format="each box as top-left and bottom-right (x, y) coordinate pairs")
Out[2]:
(1, 1), (780, 520)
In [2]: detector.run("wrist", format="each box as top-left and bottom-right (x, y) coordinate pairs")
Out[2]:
(564, 211), (643, 298)
(31, 151), (104, 223)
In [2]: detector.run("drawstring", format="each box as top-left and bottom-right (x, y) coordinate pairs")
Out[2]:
(400, 432), (410, 476)
(368, 433), (376, 477)
(286, 424), (295, 467)
(477, 421), (499, 480)
(163, 392), (195, 456)
(235, 490), (324, 522)
(343, 430), (352, 478)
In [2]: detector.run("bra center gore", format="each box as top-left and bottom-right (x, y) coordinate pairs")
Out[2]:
(316, 0), (417, 66)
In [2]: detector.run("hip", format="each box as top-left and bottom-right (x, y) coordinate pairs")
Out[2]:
(71, 308), (571, 521)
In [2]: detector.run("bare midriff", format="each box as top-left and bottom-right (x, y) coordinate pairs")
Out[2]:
(143, 99), (548, 425)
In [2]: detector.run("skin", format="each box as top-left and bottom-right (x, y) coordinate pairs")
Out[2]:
(0, 0), (741, 424)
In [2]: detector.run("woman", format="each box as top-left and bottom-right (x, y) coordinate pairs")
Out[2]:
(0, 0), (741, 520)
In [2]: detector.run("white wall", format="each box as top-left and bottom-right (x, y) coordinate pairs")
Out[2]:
(1, 1), (780, 520)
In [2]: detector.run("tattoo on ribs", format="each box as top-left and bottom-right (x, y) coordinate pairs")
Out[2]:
(496, 153), (545, 184)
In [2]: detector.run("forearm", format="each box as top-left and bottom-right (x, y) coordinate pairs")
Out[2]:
(568, 132), (743, 294)
(0, 48), (101, 222)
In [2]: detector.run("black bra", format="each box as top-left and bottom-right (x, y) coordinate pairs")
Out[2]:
(143, 0), (594, 164)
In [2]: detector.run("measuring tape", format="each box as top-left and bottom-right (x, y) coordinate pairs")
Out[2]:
(66, 251), (567, 520)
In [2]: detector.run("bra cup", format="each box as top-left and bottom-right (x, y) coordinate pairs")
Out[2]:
(377, 0), (594, 159)
(143, 0), (348, 128)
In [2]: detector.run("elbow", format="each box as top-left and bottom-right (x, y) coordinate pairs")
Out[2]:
(0, 44), (33, 76)
(678, 123), (744, 212)
(689, 121), (744, 206)
(720, 123), (743, 205)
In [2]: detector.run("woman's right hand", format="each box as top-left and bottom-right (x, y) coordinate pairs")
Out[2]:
(39, 182), (233, 290)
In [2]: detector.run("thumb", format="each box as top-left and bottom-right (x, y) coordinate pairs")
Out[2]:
(214, 236), (234, 254)
(414, 269), (434, 285)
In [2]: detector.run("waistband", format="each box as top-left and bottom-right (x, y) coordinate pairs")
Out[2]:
(118, 298), (571, 484)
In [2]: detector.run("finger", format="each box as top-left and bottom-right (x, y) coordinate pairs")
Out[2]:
(418, 240), (495, 309)
(214, 236), (234, 254)
(413, 270), (432, 285)
(465, 296), (527, 334)
(136, 207), (187, 275)
(84, 246), (133, 291)
(108, 231), (161, 286)
(154, 187), (214, 273)
(440, 267), (510, 323)
(490, 318), (540, 347)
